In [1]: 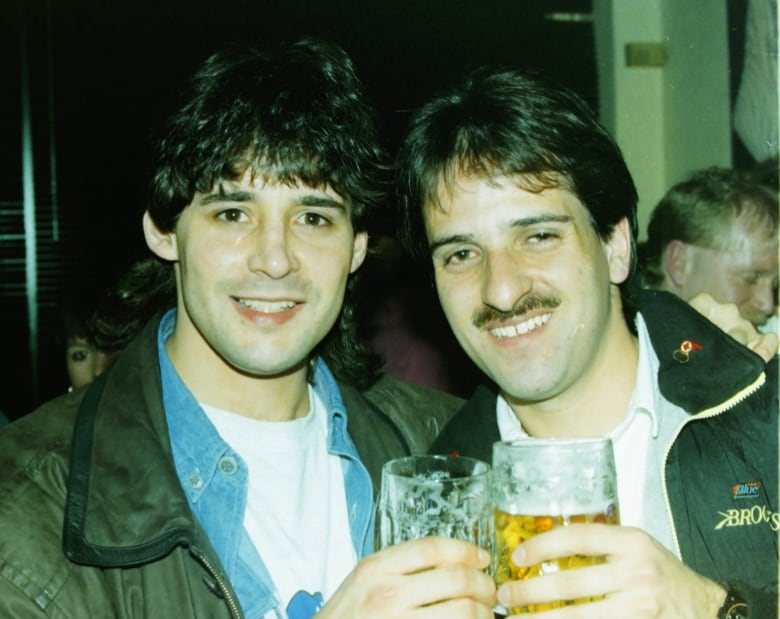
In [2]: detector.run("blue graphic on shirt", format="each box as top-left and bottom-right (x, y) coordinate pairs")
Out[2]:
(287, 590), (324, 619)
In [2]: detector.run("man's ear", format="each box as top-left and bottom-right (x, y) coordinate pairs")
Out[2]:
(663, 240), (689, 287)
(606, 217), (632, 285)
(143, 211), (178, 261)
(349, 231), (369, 274)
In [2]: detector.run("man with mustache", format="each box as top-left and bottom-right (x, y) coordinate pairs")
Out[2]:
(397, 67), (778, 618)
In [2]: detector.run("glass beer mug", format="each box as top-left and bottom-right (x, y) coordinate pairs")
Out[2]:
(376, 454), (492, 550)
(491, 438), (620, 614)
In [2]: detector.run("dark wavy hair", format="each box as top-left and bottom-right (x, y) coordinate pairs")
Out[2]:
(140, 38), (387, 387)
(396, 67), (640, 327)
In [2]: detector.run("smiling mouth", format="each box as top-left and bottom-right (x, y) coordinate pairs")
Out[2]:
(236, 298), (297, 313)
(489, 313), (552, 338)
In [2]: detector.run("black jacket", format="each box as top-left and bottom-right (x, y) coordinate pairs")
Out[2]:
(430, 290), (778, 616)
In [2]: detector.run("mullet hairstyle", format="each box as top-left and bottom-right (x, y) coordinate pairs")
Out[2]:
(146, 37), (388, 387)
(396, 67), (640, 327)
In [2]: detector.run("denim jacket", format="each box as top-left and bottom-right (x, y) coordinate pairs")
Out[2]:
(158, 310), (374, 618)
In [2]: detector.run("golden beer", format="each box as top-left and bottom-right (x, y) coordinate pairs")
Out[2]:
(490, 438), (621, 614)
(492, 506), (620, 613)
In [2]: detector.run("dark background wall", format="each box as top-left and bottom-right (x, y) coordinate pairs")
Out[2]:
(12, 0), (598, 266)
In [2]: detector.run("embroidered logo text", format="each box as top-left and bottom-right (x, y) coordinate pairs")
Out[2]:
(715, 504), (780, 531)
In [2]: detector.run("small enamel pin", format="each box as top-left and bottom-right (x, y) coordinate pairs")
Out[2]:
(673, 339), (702, 363)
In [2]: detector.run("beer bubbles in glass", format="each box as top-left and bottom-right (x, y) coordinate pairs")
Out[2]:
(491, 438), (620, 613)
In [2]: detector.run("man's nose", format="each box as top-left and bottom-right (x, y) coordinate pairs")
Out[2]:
(247, 225), (298, 279)
(482, 249), (533, 312)
(751, 278), (777, 318)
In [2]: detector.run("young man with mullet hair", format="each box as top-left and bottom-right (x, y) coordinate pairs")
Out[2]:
(0, 40), (497, 618)
(397, 68), (778, 618)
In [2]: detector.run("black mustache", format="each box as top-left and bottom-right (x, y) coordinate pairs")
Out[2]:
(472, 295), (561, 329)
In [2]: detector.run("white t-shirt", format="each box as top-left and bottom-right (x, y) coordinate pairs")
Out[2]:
(203, 386), (356, 613)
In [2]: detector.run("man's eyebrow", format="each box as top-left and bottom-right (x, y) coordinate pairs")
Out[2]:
(298, 195), (348, 210)
(429, 234), (475, 254)
(429, 214), (572, 253)
(199, 190), (347, 211)
(201, 190), (255, 205)
(510, 214), (572, 227)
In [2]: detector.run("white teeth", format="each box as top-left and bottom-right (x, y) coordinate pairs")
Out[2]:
(489, 313), (551, 338)
(237, 298), (296, 313)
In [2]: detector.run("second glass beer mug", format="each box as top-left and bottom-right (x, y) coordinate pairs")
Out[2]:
(491, 438), (620, 613)
(376, 454), (492, 550)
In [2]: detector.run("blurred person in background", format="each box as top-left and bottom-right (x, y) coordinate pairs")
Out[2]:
(58, 290), (122, 391)
(638, 165), (778, 333)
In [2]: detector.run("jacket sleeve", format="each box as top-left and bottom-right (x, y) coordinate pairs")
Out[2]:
(358, 374), (464, 455)
(733, 579), (777, 619)
(0, 575), (50, 618)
